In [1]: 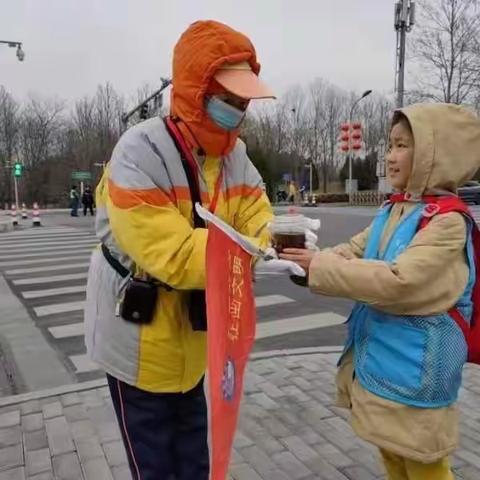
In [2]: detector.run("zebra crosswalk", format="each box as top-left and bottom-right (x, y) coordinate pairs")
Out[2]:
(0, 225), (346, 382)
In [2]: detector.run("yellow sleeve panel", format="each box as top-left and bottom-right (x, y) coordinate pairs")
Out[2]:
(107, 179), (207, 290)
(234, 189), (273, 249)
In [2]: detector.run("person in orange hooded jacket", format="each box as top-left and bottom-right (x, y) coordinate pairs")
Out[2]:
(85, 20), (302, 480)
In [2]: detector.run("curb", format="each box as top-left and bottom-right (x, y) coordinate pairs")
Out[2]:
(0, 275), (72, 395)
(0, 346), (343, 408)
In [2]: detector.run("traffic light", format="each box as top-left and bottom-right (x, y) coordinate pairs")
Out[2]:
(139, 104), (149, 120)
(13, 163), (23, 177)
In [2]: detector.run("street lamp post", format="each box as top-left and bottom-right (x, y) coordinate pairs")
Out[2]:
(0, 40), (25, 61)
(348, 90), (372, 204)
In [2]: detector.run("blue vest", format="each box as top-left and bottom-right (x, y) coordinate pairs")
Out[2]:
(342, 203), (475, 408)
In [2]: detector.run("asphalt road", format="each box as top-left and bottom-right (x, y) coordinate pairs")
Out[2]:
(0, 206), (374, 393)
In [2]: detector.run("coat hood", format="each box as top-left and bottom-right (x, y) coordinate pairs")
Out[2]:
(170, 20), (260, 156)
(397, 103), (480, 198)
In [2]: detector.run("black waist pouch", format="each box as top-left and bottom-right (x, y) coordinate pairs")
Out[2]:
(101, 244), (158, 325)
(189, 290), (207, 331)
(120, 278), (158, 325)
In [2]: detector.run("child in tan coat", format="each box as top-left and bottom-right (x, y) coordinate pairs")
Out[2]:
(281, 103), (480, 480)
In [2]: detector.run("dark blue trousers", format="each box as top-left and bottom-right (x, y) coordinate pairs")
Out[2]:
(107, 375), (209, 480)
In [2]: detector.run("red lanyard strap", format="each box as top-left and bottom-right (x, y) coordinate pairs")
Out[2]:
(165, 117), (223, 215)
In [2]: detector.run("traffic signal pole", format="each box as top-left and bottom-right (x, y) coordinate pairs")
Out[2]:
(13, 175), (19, 211)
(121, 78), (171, 131)
(12, 162), (23, 211)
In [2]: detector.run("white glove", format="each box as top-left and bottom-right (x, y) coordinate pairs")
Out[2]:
(305, 229), (319, 251)
(254, 258), (306, 277)
(304, 217), (321, 251)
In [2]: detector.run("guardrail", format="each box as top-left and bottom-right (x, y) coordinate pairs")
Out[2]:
(351, 191), (389, 206)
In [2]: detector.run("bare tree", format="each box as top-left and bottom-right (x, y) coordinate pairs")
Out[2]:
(18, 96), (64, 204)
(0, 87), (20, 206)
(72, 97), (96, 171)
(412, 0), (480, 104)
(94, 83), (124, 162)
(308, 80), (348, 193)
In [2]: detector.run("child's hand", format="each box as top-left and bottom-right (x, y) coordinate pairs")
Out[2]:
(279, 248), (317, 273)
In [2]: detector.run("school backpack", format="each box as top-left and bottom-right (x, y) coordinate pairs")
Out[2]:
(389, 193), (480, 364)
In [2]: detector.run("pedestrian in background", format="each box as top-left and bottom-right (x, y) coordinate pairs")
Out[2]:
(281, 103), (480, 480)
(82, 186), (95, 216)
(69, 185), (79, 217)
(287, 180), (297, 204)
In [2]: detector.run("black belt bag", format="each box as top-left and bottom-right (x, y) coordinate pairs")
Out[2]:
(101, 244), (159, 325)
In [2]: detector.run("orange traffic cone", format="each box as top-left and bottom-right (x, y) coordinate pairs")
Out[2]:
(11, 204), (18, 226)
(32, 202), (41, 227)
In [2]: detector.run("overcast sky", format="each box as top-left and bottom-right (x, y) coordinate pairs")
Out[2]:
(1, 0), (397, 103)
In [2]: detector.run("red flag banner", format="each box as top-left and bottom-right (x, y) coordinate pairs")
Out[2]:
(206, 223), (257, 480)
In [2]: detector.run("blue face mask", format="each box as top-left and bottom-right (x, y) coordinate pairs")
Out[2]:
(205, 96), (246, 131)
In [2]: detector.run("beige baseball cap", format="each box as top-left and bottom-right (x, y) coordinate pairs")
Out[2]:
(214, 61), (276, 100)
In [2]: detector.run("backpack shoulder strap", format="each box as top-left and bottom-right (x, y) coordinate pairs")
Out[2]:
(418, 196), (471, 230)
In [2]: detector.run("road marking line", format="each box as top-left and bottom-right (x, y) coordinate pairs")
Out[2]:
(0, 228), (82, 239)
(0, 248), (94, 261)
(256, 312), (346, 339)
(0, 233), (94, 246)
(22, 285), (86, 299)
(48, 323), (84, 338)
(13, 272), (88, 286)
(0, 235), (98, 251)
(255, 295), (295, 308)
(3, 240), (97, 253)
(43, 313), (345, 341)
(34, 300), (85, 317)
(0, 254), (91, 268)
(69, 354), (98, 373)
(6, 262), (89, 275)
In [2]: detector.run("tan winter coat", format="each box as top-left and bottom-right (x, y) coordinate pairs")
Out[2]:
(309, 103), (480, 463)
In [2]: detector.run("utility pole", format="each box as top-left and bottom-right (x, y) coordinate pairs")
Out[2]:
(394, 1), (416, 107)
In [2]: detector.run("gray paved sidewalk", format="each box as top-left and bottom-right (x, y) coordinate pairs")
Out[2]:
(1, 351), (480, 479)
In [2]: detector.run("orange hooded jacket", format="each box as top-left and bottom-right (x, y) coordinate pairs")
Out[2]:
(171, 20), (261, 157)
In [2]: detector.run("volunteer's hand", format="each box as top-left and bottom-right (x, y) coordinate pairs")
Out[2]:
(254, 257), (306, 277)
(279, 248), (317, 273)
